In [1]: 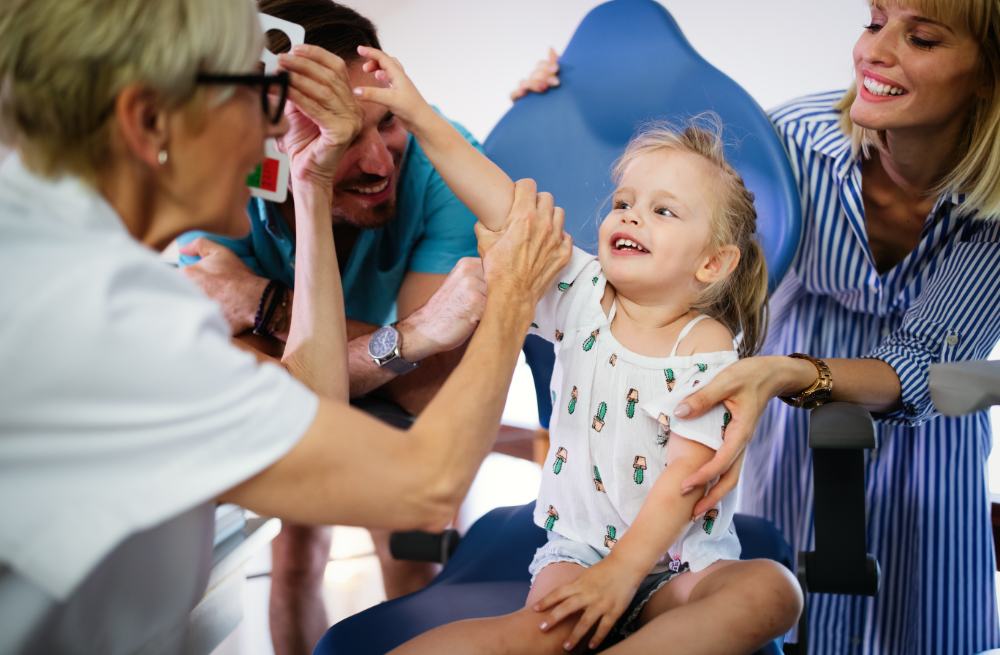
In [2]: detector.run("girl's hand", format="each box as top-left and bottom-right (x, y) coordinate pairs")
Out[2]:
(677, 355), (805, 518)
(511, 48), (561, 101)
(353, 46), (436, 135)
(534, 559), (641, 651)
(277, 45), (364, 191)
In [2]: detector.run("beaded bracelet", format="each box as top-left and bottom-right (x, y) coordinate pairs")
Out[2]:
(253, 279), (281, 336)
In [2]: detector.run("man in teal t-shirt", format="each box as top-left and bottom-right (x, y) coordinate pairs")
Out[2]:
(178, 111), (481, 328)
(176, 4), (488, 651)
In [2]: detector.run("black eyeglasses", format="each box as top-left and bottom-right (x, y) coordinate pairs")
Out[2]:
(195, 71), (289, 124)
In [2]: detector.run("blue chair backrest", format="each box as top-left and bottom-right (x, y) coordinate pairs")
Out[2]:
(483, 0), (800, 429)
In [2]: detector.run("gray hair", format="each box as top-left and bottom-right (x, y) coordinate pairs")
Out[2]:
(0, 0), (262, 181)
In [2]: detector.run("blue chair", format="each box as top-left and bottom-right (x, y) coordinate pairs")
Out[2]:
(317, 2), (877, 654)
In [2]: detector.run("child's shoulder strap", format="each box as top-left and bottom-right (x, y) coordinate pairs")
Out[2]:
(669, 315), (712, 357)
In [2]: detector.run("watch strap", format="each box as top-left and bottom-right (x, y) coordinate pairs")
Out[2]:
(383, 354), (421, 375)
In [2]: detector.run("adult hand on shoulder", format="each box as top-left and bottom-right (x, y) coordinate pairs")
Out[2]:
(510, 48), (560, 102)
(482, 179), (573, 308)
(276, 45), (364, 190)
(676, 355), (789, 518)
(397, 258), (487, 360)
(179, 238), (268, 335)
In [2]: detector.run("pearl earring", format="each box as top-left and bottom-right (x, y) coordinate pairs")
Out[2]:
(158, 150), (168, 165)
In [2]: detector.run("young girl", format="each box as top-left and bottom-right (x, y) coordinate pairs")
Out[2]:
(355, 47), (802, 654)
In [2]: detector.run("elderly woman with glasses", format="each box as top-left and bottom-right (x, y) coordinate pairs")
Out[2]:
(0, 0), (571, 652)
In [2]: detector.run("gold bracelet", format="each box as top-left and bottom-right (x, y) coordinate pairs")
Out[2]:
(778, 353), (833, 409)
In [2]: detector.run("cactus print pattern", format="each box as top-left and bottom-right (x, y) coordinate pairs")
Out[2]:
(544, 505), (559, 531)
(557, 282), (572, 291)
(592, 276), (599, 285)
(582, 329), (599, 351)
(530, 322), (538, 328)
(722, 412), (732, 437)
(592, 401), (608, 432)
(633, 455), (647, 484)
(555, 329), (564, 342)
(702, 509), (719, 534)
(604, 525), (618, 549)
(568, 386), (578, 414)
(665, 368), (675, 391)
(696, 363), (708, 372)
(553, 447), (568, 474)
(594, 466), (605, 492)
(609, 353), (617, 366)
(625, 388), (638, 418)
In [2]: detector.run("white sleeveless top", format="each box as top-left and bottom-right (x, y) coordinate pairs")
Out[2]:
(529, 247), (741, 574)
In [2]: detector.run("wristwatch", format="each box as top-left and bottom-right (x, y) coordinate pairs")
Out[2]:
(778, 353), (833, 409)
(368, 325), (421, 375)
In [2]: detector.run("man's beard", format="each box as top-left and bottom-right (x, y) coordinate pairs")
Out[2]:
(332, 167), (400, 230)
(330, 194), (396, 230)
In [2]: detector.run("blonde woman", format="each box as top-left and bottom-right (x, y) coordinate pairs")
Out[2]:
(0, 0), (570, 652)
(670, 1), (1000, 652)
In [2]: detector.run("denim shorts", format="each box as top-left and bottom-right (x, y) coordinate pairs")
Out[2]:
(528, 532), (691, 649)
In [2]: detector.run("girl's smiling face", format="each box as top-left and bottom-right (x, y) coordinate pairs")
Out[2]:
(598, 148), (723, 304)
(851, 4), (986, 134)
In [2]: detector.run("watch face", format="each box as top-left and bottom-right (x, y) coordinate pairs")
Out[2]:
(369, 326), (399, 359)
(802, 390), (832, 410)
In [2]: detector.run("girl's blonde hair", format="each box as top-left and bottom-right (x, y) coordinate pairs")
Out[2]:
(0, 0), (262, 182)
(834, 0), (1000, 219)
(611, 114), (769, 358)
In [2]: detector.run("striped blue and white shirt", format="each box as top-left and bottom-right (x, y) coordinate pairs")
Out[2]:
(742, 91), (1000, 654)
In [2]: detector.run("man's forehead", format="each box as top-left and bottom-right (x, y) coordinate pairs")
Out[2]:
(348, 61), (393, 124)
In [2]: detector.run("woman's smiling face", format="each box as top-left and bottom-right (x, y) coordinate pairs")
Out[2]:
(851, 3), (986, 134)
(597, 148), (717, 304)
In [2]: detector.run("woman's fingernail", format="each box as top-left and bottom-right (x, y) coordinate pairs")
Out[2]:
(548, 76), (560, 86)
(293, 44), (307, 53)
(681, 487), (693, 495)
(563, 642), (572, 651)
(674, 404), (690, 418)
(548, 63), (560, 72)
(353, 88), (363, 95)
(540, 622), (547, 630)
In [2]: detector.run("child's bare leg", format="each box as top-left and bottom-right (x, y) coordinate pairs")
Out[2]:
(604, 559), (802, 655)
(387, 562), (592, 655)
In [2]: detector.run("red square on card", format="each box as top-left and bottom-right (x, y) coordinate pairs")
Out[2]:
(260, 158), (280, 192)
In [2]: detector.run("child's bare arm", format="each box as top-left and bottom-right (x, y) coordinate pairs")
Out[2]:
(611, 437), (714, 571)
(353, 46), (514, 231)
(533, 437), (713, 650)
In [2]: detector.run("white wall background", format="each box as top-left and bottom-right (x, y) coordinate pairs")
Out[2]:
(339, 0), (872, 142)
(0, 0), (869, 162)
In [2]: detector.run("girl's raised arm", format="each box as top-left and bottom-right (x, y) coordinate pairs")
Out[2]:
(353, 46), (515, 232)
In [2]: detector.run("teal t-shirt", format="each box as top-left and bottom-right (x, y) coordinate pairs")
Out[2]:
(178, 115), (481, 326)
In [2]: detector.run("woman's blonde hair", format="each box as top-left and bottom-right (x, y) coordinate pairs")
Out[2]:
(611, 114), (769, 358)
(834, 0), (1000, 219)
(0, 0), (262, 182)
